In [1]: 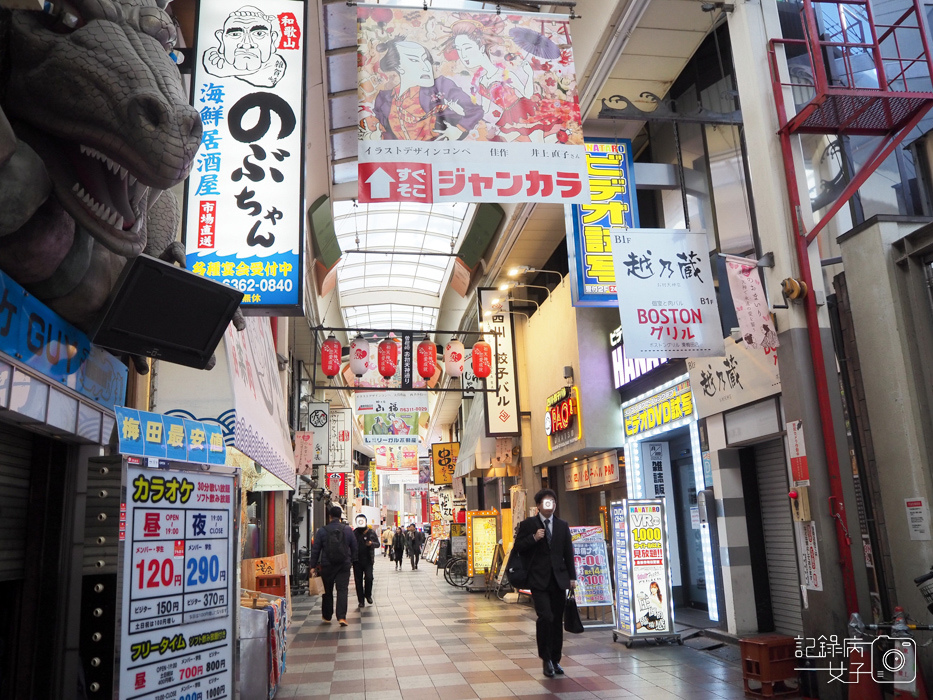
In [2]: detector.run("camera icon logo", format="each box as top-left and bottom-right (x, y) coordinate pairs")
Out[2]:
(871, 636), (916, 684)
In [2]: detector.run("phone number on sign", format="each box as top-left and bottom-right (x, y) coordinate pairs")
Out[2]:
(222, 278), (293, 293)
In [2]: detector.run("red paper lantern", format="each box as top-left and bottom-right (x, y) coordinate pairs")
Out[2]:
(472, 340), (492, 379)
(378, 338), (398, 378)
(417, 337), (436, 379)
(321, 334), (342, 377)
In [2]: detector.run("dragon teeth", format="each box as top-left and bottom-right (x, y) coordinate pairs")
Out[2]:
(80, 144), (132, 182)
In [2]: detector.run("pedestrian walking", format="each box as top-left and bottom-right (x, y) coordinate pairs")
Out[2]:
(514, 489), (577, 678)
(381, 526), (393, 557)
(405, 523), (425, 570)
(353, 515), (380, 608)
(309, 505), (358, 626)
(392, 527), (406, 570)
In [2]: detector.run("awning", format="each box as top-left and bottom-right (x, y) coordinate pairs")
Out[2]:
(152, 318), (296, 491)
(454, 399), (496, 478)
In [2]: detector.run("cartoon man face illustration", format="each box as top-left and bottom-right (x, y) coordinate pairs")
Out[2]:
(395, 42), (436, 90)
(203, 6), (287, 88)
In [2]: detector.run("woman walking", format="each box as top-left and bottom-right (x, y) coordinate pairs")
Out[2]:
(392, 527), (406, 571)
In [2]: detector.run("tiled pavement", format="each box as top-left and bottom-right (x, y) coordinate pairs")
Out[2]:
(275, 555), (747, 699)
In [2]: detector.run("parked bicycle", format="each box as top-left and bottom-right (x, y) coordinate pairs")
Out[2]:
(443, 556), (471, 588)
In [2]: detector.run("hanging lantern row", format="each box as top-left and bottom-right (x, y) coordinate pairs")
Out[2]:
(321, 335), (493, 381)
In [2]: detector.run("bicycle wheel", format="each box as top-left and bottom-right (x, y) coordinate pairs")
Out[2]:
(444, 557), (458, 586)
(448, 558), (471, 587)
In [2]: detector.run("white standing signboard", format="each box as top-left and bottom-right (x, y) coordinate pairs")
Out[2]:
(570, 526), (614, 608)
(610, 499), (678, 643)
(185, 0), (306, 312)
(610, 229), (724, 358)
(119, 464), (236, 699)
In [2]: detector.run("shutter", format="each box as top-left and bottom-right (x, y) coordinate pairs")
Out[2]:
(0, 424), (33, 581)
(755, 439), (804, 636)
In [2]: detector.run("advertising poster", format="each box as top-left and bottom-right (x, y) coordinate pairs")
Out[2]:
(796, 521), (823, 591)
(356, 391), (428, 445)
(185, 0), (306, 311)
(787, 420), (809, 486)
(327, 407), (352, 474)
(431, 442), (459, 485)
(357, 6), (587, 205)
(628, 501), (674, 634)
(610, 229), (724, 358)
(566, 140), (640, 306)
(119, 465), (235, 699)
(610, 502), (632, 635)
(306, 401), (329, 464)
(478, 289), (521, 436)
(466, 511), (499, 577)
(570, 527), (614, 607)
(687, 338), (781, 418)
(725, 255), (779, 350)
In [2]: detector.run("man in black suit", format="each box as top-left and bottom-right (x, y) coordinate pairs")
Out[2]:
(514, 488), (577, 678)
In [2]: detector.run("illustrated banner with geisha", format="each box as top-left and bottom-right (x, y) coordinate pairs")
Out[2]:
(357, 6), (588, 204)
(185, 0), (306, 312)
(610, 229), (725, 358)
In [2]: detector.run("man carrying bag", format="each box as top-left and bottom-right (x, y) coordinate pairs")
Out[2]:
(309, 505), (358, 626)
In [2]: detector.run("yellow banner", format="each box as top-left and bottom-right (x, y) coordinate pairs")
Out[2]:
(623, 381), (693, 437)
(431, 442), (459, 485)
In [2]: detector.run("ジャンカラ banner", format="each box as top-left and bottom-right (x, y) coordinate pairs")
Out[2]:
(186, 0), (306, 311)
(610, 229), (725, 358)
(357, 6), (587, 204)
(566, 140), (639, 306)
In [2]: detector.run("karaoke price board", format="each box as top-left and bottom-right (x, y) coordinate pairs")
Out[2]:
(119, 464), (235, 699)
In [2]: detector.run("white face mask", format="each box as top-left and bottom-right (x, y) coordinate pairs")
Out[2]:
(542, 498), (556, 511)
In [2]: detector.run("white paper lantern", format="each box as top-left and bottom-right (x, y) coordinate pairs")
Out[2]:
(444, 339), (465, 378)
(349, 335), (370, 377)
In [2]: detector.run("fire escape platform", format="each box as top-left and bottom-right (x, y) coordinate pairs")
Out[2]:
(785, 90), (933, 136)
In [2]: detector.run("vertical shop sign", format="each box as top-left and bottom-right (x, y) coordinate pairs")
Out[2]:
(787, 420), (809, 486)
(185, 0), (306, 312)
(119, 464), (235, 699)
(610, 229), (724, 358)
(477, 288), (521, 436)
(305, 401), (329, 463)
(570, 527), (614, 607)
(724, 256), (779, 350)
(431, 442), (459, 485)
(566, 140), (640, 306)
(466, 510), (498, 577)
(357, 7), (587, 205)
(328, 407), (352, 474)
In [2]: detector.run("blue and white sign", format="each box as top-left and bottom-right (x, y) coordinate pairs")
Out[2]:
(115, 407), (227, 466)
(185, 0), (306, 312)
(0, 268), (127, 410)
(610, 501), (632, 634)
(566, 140), (639, 307)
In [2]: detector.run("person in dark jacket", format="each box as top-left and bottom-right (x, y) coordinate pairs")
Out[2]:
(405, 523), (425, 570)
(309, 505), (358, 626)
(514, 488), (577, 678)
(352, 515), (380, 607)
(391, 527), (406, 571)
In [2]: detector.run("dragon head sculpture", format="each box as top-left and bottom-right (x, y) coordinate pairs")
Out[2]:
(5, 0), (202, 258)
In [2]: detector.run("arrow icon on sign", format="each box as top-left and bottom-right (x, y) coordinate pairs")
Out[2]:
(365, 168), (395, 199)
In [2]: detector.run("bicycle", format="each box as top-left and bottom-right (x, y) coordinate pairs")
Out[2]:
(443, 556), (471, 588)
(847, 607), (933, 692)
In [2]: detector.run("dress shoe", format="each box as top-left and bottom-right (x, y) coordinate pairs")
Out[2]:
(366, 596), (373, 604)
(552, 663), (565, 675)
(542, 660), (555, 677)
(358, 601), (365, 608)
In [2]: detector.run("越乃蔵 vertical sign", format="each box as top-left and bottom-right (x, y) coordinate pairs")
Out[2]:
(566, 140), (639, 306)
(185, 0), (306, 312)
(357, 6), (588, 204)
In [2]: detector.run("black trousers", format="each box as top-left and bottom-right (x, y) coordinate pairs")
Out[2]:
(321, 564), (351, 621)
(531, 575), (566, 663)
(409, 550), (421, 569)
(353, 559), (374, 603)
